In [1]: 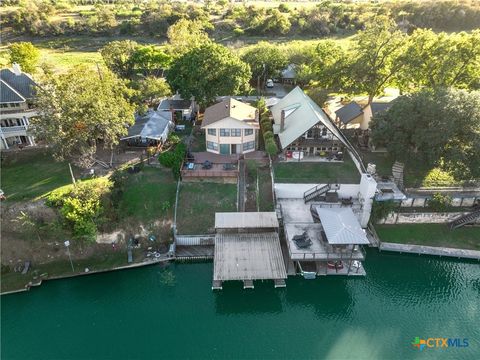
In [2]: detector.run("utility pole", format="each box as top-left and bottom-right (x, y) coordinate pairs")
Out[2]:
(64, 240), (75, 272)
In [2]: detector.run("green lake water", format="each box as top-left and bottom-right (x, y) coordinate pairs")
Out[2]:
(1, 250), (479, 359)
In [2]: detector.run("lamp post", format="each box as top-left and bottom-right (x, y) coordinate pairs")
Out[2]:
(64, 240), (75, 272)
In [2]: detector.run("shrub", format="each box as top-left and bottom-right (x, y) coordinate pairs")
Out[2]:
(47, 177), (113, 241)
(428, 193), (453, 212)
(158, 142), (186, 179)
(265, 138), (278, 156)
(263, 130), (274, 140)
(233, 27), (244, 36)
(371, 200), (398, 223)
(422, 168), (456, 187)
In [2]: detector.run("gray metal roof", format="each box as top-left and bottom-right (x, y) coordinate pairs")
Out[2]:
(315, 207), (369, 245)
(215, 212), (279, 229)
(0, 80), (25, 103)
(158, 99), (192, 110)
(213, 232), (287, 281)
(122, 111), (172, 141)
(335, 102), (363, 124)
(371, 102), (392, 115)
(271, 86), (352, 151)
(0, 69), (36, 100)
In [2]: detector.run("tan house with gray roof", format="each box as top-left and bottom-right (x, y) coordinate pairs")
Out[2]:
(201, 98), (259, 155)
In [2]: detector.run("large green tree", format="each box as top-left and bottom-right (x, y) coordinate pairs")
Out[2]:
(32, 65), (135, 167)
(370, 88), (480, 180)
(397, 29), (480, 90)
(130, 45), (172, 77)
(166, 43), (251, 106)
(241, 42), (288, 84)
(9, 42), (40, 74)
(100, 40), (139, 78)
(310, 40), (349, 90)
(133, 77), (172, 105)
(166, 19), (210, 56)
(347, 18), (406, 103)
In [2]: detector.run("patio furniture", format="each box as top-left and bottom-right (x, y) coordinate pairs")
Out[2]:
(202, 160), (213, 169)
(187, 162), (195, 170)
(341, 197), (353, 206)
(293, 232), (313, 249)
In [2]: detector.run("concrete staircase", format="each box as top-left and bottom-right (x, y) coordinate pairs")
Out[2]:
(449, 210), (480, 230)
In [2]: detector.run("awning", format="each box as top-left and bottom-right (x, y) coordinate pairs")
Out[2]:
(215, 212), (279, 229)
(315, 207), (369, 245)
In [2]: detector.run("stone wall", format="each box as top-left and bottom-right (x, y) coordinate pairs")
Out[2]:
(378, 211), (480, 224)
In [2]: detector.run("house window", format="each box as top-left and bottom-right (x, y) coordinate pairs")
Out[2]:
(322, 128), (328, 136)
(0, 104), (7, 108)
(207, 128), (216, 136)
(231, 129), (241, 137)
(207, 141), (218, 151)
(305, 129), (314, 139)
(243, 141), (255, 151)
(220, 129), (230, 137)
(244, 129), (253, 136)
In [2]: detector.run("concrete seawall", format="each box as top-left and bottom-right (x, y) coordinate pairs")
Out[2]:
(380, 242), (480, 260)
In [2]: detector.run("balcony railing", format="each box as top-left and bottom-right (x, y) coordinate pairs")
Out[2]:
(0, 125), (28, 134)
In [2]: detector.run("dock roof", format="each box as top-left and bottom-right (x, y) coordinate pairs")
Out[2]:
(315, 207), (369, 245)
(215, 212), (279, 229)
(213, 232), (287, 281)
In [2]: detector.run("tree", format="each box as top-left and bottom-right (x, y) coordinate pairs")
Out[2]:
(347, 18), (406, 103)
(397, 29), (480, 90)
(370, 88), (480, 180)
(241, 42), (288, 84)
(310, 40), (349, 90)
(100, 40), (139, 78)
(133, 77), (172, 105)
(166, 19), (210, 56)
(130, 46), (172, 77)
(32, 65), (135, 168)
(9, 42), (40, 74)
(166, 43), (251, 107)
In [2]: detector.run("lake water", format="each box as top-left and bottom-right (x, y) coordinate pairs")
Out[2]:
(1, 250), (479, 359)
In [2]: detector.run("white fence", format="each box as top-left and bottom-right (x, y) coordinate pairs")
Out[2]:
(175, 235), (215, 246)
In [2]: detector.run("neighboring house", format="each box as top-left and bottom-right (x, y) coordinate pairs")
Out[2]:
(335, 100), (393, 130)
(280, 64), (296, 84)
(0, 64), (38, 150)
(120, 110), (173, 146)
(271, 86), (352, 160)
(157, 94), (195, 121)
(201, 98), (259, 155)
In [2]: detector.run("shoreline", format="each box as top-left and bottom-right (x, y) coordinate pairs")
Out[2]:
(1, 256), (173, 296)
(3, 244), (480, 296)
(379, 242), (480, 260)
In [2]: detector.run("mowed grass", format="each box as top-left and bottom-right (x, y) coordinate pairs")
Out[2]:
(118, 167), (177, 222)
(1, 151), (73, 202)
(376, 224), (480, 251)
(176, 182), (237, 234)
(274, 155), (360, 184)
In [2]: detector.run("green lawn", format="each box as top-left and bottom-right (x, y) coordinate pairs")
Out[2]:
(176, 182), (237, 234)
(376, 224), (480, 251)
(359, 151), (462, 188)
(274, 156), (360, 184)
(118, 166), (177, 222)
(1, 151), (74, 202)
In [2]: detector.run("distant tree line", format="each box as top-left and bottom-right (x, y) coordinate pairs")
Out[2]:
(2, 0), (480, 38)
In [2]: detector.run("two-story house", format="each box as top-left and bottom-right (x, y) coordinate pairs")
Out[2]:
(0, 64), (38, 150)
(201, 98), (259, 155)
(271, 86), (346, 160)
